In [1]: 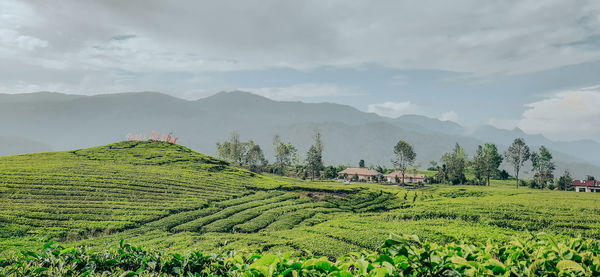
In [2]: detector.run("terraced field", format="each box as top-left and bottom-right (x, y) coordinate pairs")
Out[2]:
(0, 141), (403, 255)
(2, 141), (600, 259)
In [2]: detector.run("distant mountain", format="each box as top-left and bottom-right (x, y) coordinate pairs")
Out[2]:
(470, 125), (600, 166)
(1, 91), (599, 177)
(392, 114), (465, 135)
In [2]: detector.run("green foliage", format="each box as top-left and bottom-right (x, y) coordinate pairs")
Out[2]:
(498, 169), (510, 180)
(472, 145), (486, 185)
(441, 143), (467, 185)
(3, 234), (600, 276)
(272, 135), (298, 175)
(392, 140), (416, 184)
(305, 130), (324, 180)
(504, 138), (531, 188)
(557, 170), (574, 191)
(531, 145), (556, 189)
(217, 132), (267, 171)
(482, 143), (503, 185)
(3, 140), (600, 264)
(324, 166), (339, 179)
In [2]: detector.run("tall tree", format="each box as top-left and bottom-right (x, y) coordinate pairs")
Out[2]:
(272, 135), (298, 175)
(305, 130), (324, 180)
(216, 131), (246, 165)
(531, 146), (555, 189)
(216, 132), (267, 172)
(442, 143), (467, 185)
(473, 145), (486, 185)
(244, 140), (267, 171)
(359, 159), (365, 168)
(392, 140), (416, 184)
(436, 164), (448, 184)
(483, 143), (503, 186)
(504, 138), (531, 189)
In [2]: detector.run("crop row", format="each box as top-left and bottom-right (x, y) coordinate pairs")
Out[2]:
(231, 200), (323, 233)
(171, 192), (297, 232)
(263, 207), (343, 231)
(201, 198), (307, 233)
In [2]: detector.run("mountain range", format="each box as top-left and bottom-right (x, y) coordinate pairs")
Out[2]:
(1, 90), (599, 178)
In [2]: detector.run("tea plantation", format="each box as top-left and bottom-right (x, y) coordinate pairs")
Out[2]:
(1, 141), (600, 276)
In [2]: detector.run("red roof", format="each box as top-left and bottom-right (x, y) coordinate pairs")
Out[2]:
(572, 180), (599, 187)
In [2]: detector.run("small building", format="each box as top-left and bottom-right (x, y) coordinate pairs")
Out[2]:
(572, 180), (600, 192)
(338, 168), (382, 182)
(384, 170), (426, 184)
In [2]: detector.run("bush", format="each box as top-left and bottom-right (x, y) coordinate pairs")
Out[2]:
(2, 233), (600, 276)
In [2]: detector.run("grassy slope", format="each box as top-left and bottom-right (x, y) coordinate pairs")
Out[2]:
(1, 141), (600, 258)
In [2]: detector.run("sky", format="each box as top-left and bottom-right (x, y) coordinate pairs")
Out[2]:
(2, 0), (600, 141)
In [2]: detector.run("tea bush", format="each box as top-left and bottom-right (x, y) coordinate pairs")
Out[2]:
(2, 233), (599, 276)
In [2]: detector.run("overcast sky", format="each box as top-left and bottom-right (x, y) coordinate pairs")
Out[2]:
(2, 0), (600, 141)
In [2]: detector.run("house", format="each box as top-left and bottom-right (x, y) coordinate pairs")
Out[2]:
(338, 168), (382, 182)
(384, 170), (426, 184)
(572, 180), (600, 192)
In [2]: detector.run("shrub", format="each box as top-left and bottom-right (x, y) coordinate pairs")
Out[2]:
(2, 233), (599, 276)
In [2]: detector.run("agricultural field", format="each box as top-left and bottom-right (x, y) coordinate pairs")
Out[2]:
(1, 140), (600, 262)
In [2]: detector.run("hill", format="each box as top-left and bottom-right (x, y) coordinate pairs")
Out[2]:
(1, 91), (599, 177)
(0, 141), (398, 255)
(1, 141), (600, 258)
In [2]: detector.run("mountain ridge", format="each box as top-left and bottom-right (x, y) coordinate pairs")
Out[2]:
(1, 90), (599, 177)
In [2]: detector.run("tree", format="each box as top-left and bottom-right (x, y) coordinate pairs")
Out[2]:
(436, 164), (448, 184)
(243, 140), (267, 172)
(441, 143), (467, 185)
(557, 170), (574, 191)
(216, 133), (269, 172)
(531, 146), (555, 189)
(472, 145), (486, 185)
(587, 175), (595, 181)
(305, 130), (324, 180)
(359, 159), (365, 168)
(216, 131), (246, 165)
(272, 135), (298, 175)
(324, 166), (339, 179)
(504, 138), (531, 189)
(482, 143), (503, 186)
(427, 160), (439, 171)
(392, 140), (416, 185)
(499, 170), (510, 180)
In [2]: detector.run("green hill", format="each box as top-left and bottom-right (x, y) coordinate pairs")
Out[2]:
(2, 141), (600, 258)
(0, 141), (398, 255)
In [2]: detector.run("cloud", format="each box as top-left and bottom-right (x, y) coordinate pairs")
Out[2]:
(516, 86), (600, 141)
(487, 118), (520, 130)
(0, 29), (48, 51)
(3, 0), (600, 76)
(242, 84), (363, 101)
(367, 101), (419, 118)
(439, 111), (459, 123)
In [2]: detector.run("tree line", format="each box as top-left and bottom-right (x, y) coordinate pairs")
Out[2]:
(216, 131), (576, 190)
(216, 130), (325, 180)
